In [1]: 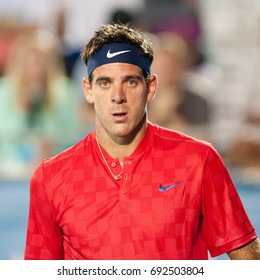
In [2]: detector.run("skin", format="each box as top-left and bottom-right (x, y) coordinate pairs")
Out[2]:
(228, 238), (260, 260)
(83, 62), (157, 164)
(82, 62), (260, 260)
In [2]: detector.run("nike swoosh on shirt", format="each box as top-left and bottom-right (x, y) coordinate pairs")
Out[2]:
(158, 182), (182, 192)
(106, 49), (131, 58)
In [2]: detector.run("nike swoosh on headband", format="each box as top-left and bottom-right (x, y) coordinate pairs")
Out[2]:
(158, 182), (182, 192)
(106, 49), (131, 58)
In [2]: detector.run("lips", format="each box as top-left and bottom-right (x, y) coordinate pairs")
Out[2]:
(113, 112), (127, 116)
(112, 111), (128, 121)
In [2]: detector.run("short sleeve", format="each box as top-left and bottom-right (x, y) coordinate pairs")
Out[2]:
(202, 145), (256, 257)
(24, 163), (64, 259)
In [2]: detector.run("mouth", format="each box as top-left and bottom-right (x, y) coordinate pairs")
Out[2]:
(112, 112), (128, 121)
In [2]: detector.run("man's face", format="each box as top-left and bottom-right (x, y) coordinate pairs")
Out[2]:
(83, 63), (157, 141)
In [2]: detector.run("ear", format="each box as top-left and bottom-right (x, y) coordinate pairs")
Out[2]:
(147, 74), (158, 102)
(82, 77), (94, 104)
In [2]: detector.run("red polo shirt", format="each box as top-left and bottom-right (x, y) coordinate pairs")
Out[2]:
(24, 122), (256, 259)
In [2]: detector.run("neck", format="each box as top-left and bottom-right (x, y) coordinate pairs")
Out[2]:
(96, 116), (147, 164)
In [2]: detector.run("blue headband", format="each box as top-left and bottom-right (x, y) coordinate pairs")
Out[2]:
(86, 43), (151, 77)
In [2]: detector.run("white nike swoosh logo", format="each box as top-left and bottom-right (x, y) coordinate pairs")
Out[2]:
(106, 49), (131, 58)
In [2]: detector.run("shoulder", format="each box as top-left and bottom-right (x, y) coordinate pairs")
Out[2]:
(150, 123), (213, 153)
(33, 133), (93, 180)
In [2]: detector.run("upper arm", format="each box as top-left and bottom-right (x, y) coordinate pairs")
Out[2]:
(24, 165), (63, 259)
(228, 238), (260, 260)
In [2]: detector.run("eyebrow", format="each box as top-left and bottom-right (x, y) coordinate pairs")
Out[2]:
(124, 75), (143, 81)
(95, 76), (112, 84)
(94, 75), (144, 84)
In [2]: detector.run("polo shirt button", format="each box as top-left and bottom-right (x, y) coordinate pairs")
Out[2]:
(122, 190), (127, 195)
(124, 174), (128, 180)
(111, 162), (116, 168)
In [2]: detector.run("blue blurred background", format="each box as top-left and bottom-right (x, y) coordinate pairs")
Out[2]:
(1, 0), (260, 260)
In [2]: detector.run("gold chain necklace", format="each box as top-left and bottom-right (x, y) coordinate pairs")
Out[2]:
(96, 137), (123, 181)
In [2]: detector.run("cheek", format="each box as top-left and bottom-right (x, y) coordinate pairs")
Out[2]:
(93, 98), (108, 119)
(131, 96), (148, 119)
(138, 91), (150, 108)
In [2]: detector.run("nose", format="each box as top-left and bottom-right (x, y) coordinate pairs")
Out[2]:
(111, 85), (127, 104)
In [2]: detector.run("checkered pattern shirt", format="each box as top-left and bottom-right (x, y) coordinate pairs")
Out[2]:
(24, 122), (256, 259)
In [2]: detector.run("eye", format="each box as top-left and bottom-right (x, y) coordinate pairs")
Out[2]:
(127, 79), (138, 87)
(99, 80), (110, 88)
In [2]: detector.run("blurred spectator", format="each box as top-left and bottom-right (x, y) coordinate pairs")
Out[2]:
(0, 29), (83, 179)
(0, 0), (59, 30)
(110, 8), (136, 24)
(0, 0), (145, 77)
(148, 32), (210, 130)
(198, 0), (260, 155)
(141, 0), (202, 66)
(0, 0), (61, 76)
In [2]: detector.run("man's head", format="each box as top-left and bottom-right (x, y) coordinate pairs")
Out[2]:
(81, 23), (154, 80)
(81, 23), (158, 143)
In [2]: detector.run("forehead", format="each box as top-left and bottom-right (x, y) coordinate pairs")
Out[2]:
(91, 63), (143, 79)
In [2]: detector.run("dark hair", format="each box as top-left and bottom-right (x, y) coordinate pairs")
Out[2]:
(80, 23), (154, 66)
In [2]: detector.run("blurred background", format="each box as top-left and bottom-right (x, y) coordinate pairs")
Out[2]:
(0, 0), (260, 260)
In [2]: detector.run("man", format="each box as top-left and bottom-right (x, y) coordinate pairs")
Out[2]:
(24, 23), (260, 260)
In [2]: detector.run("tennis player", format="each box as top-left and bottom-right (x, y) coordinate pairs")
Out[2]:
(24, 23), (260, 260)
